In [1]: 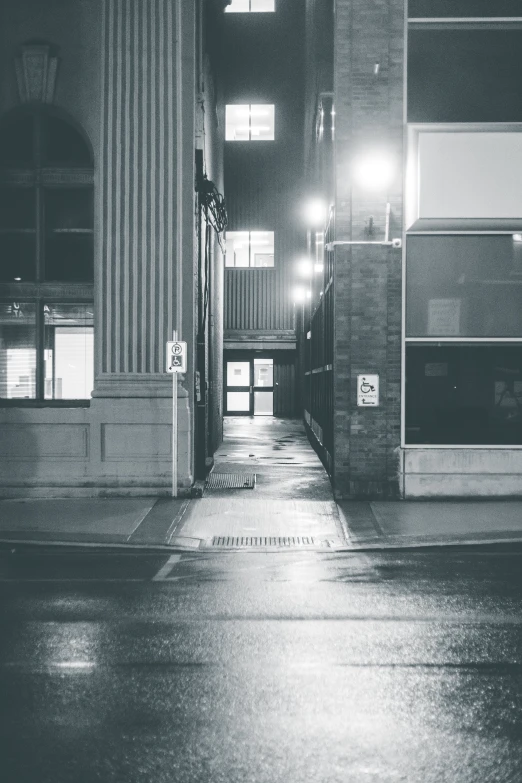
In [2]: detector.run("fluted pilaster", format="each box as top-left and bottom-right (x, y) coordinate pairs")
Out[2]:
(98, 0), (182, 379)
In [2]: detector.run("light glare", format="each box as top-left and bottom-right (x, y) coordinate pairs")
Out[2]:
(304, 199), (326, 226)
(297, 258), (313, 278)
(352, 152), (396, 191)
(293, 286), (307, 303)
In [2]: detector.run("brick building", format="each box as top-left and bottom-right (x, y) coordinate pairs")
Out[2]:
(303, 0), (522, 498)
(2, 0), (522, 501)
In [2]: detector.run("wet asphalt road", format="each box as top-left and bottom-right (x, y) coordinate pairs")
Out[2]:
(1, 544), (522, 783)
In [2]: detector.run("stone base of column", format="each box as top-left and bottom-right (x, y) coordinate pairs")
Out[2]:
(0, 382), (193, 498)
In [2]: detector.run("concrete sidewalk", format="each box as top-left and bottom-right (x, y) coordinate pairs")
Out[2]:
(0, 497), (198, 550)
(1, 495), (522, 551)
(338, 499), (522, 549)
(1, 418), (522, 550)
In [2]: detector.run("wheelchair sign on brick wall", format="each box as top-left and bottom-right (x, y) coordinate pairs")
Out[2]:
(357, 375), (379, 406)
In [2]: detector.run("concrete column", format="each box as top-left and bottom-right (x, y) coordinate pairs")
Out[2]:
(90, 0), (195, 492)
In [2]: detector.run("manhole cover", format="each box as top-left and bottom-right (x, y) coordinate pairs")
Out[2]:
(211, 536), (318, 548)
(205, 473), (256, 489)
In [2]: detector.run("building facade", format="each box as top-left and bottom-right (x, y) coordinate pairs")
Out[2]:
(3, 0), (522, 502)
(220, 0), (305, 419)
(302, 0), (522, 498)
(0, 0), (226, 496)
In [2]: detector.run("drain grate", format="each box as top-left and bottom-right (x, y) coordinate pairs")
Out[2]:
(205, 473), (256, 489)
(211, 535), (317, 548)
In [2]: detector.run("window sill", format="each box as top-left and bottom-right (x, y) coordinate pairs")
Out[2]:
(225, 267), (275, 271)
(0, 400), (91, 408)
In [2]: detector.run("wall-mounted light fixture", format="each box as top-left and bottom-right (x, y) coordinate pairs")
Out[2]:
(293, 286), (312, 303)
(351, 150), (396, 192)
(296, 258), (314, 278)
(325, 149), (402, 250)
(303, 198), (327, 227)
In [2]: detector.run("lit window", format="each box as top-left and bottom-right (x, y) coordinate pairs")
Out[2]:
(0, 107), (94, 404)
(225, 231), (274, 267)
(417, 132), (522, 221)
(225, 0), (275, 12)
(0, 302), (93, 400)
(225, 105), (275, 141)
(44, 304), (94, 399)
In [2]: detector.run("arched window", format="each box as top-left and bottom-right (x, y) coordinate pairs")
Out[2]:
(0, 107), (93, 283)
(0, 108), (94, 402)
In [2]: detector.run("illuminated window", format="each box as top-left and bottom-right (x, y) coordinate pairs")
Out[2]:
(0, 107), (94, 404)
(0, 302), (93, 400)
(415, 131), (522, 223)
(225, 231), (274, 268)
(225, 105), (275, 141)
(225, 0), (275, 12)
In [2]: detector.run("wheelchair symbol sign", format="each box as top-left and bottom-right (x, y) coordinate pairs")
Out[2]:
(166, 341), (187, 373)
(357, 374), (379, 406)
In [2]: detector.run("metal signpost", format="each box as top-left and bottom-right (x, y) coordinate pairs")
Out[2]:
(166, 334), (187, 497)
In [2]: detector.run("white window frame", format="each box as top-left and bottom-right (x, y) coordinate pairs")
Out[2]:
(225, 230), (275, 269)
(225, 0), (275, 13)
(402, 123), (522, 449)
(225, 105), (275, 141)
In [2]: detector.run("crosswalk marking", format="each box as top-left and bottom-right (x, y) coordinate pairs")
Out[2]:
(152, 554), (182, 581)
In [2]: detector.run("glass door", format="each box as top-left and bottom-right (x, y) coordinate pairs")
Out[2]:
(225, 356), (274, 416)
(226, 360), (252, 415)
(253, 358), (274, 415)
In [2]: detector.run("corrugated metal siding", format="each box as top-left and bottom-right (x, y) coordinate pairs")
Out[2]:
(224, 145), (303, 332)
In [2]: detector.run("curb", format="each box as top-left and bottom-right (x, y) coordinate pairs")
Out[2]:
(0, 535), (203, 552)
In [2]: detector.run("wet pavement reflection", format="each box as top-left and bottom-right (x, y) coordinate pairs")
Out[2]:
(1, 544), (522, 782)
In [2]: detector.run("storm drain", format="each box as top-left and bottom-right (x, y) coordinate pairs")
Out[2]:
(211, 535), (318, 548)
(205, 473), (256, 489)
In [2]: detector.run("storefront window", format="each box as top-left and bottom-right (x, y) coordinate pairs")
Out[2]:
(0, 301), (93, 401)
(44, 304), (94, 400)
(0, 302), (37, 399)
(406, 235), (522, 338)
(406, 345), (522, 445)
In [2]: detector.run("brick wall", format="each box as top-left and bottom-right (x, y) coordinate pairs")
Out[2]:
(333, 0), (405, 498)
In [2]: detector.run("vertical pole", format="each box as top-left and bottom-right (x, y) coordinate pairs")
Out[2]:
(172, 329), (178, 498)
(385, 202), (391, 243)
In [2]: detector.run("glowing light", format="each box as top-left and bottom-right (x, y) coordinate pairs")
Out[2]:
(314, 263), (324, 274)
(513, 233), (522, 243)
(293, 286), (307, 303)
(296, 258), (314, 278)
(351, 151), (396, 191)
(53, 661), (96, 670)
(303, 198), (326, 226)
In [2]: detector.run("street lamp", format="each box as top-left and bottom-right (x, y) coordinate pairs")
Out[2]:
(351, 150), (397, 192)
(296, 257), (314, 278)
(303, 198), (327, 227)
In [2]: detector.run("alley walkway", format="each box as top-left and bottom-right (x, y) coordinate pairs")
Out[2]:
(177, 417), (347, 550)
